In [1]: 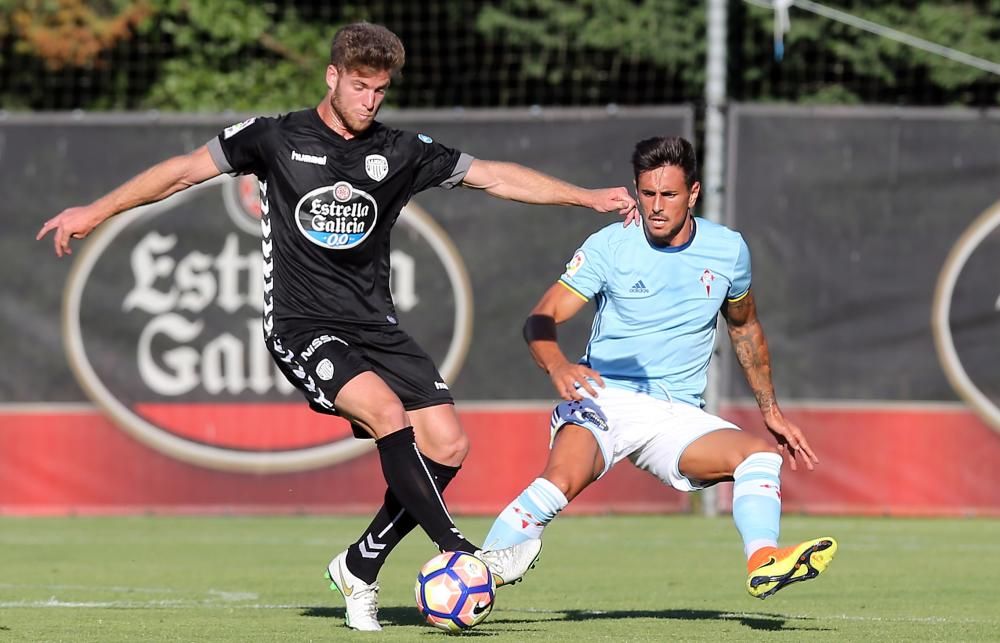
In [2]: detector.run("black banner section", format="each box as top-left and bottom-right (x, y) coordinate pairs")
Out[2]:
(725, 106), (1000, 412)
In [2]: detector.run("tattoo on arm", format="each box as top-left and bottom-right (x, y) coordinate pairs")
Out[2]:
(724, 294), (777, 415)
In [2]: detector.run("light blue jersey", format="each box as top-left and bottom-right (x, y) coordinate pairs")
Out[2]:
(559, 217), (751, 407)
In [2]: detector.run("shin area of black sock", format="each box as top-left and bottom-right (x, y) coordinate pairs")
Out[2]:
(375, 427), (472, 553)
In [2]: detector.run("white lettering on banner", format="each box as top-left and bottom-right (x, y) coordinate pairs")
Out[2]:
(123, 232), (179, 313)
(137, 314), (295, 396)
(125, 231), (425, 395)
(137, 313), (202, 395)
(126, 232), (263, 315)
(175, 250), (216, 312)
(126, 231), (296, 396)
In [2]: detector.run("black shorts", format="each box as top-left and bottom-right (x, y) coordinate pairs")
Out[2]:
(266, 323), (454, 430)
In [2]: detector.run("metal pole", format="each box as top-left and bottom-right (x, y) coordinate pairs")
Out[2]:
(701, 0), (729, 518)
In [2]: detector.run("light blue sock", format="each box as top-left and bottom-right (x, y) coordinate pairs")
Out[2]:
(732, 452), (783, 558)
(483, 477), (567, 550)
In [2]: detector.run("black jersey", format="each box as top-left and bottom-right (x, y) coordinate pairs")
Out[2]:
(207, 109), (472, 333)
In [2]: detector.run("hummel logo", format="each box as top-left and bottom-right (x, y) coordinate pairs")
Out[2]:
(291, 150), (327, 165)
(629, 279), (649, 294)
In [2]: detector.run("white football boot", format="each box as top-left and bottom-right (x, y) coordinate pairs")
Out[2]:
(325, 550), (381, 631)
(476, 538), (542, 587)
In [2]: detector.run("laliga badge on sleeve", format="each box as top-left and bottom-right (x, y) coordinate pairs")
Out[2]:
(564, 250), (586, 278)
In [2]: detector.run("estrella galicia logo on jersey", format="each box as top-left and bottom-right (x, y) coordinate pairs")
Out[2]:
(418, 133), (433, 144)
(295, 181), (378, 250)
(365, 154), (389, 181)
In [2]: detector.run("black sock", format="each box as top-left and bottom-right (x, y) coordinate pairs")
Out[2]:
(374, 427), (476, 555)
(346, 455), (460, 584)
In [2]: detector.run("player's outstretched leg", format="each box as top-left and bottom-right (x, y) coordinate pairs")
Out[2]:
(481, 416), (604, 587)
(326, 550), (381, 631)
(746, 536), (838, 599)
(732, 451), (837, 599)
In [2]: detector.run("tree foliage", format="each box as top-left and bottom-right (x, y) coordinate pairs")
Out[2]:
(0, 0), (998, 110)
(731, 0), (1000, 104)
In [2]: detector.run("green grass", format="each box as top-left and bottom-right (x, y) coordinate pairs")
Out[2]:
(1, 515), (998, 641)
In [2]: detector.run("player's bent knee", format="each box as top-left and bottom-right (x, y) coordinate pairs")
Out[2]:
(424, 432), (470, 465)
(728, 442), (780, 474)
(541, 471), (587, 502)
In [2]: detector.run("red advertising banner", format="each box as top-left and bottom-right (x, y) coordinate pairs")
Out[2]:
(2, 404), (997, 516)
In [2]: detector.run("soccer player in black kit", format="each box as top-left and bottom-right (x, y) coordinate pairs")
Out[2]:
(38, 22), (637, 631)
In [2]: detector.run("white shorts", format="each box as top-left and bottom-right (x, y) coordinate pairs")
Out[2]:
(549, 386), (740, 492)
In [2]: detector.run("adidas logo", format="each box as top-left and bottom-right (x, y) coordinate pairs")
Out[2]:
(629, 279), (649, 294)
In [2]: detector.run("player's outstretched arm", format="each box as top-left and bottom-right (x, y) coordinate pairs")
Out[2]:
(37, 145), (222, 257)
(462, 159), (638, 225)
(722, 290), (819, 471)
(524, 282), (605, 400)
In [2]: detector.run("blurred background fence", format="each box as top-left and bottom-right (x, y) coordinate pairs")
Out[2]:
(2, 0), (1000, 111)
(1, 0), (998, 517)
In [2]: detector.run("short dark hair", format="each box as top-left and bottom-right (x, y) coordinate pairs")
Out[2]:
(329, 22), (405, 75)
(631, 136), (699, 188)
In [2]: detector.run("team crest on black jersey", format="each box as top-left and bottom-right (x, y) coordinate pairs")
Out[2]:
(365, 154), (388, 181)
(295, 180), (378, 249)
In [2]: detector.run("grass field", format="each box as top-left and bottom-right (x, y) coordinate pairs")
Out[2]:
(1, 515), (998, 641)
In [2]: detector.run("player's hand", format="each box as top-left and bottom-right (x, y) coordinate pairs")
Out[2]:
(586, 187), (639, 227)
(37, 206), (103, 257)
(763, 414), (818, 472)
(548, 362), (605, 400)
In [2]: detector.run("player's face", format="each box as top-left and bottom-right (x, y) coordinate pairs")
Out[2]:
(326, 65), (391, 134)
(635, 165), (700, 247)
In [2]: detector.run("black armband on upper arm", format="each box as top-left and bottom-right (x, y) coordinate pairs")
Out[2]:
(523, 314), (557, 343)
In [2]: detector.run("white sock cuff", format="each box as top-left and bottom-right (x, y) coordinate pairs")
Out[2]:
(530, 477), (569, 513)
(733, 451), (783, 480)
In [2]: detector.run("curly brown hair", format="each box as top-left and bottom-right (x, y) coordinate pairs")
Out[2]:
(329, 22), (405, 76)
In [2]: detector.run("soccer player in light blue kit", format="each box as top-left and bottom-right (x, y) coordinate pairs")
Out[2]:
(484, 136), (837, 599)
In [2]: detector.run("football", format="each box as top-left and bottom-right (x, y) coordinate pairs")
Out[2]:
(415, 551), (496, 632)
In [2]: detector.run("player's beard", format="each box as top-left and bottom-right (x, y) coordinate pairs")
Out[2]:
(330, 89), (377, 136)
(643, 210), (692, 247)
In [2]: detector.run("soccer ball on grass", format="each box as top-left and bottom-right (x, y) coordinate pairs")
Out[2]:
(415, 551), (496, 632)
